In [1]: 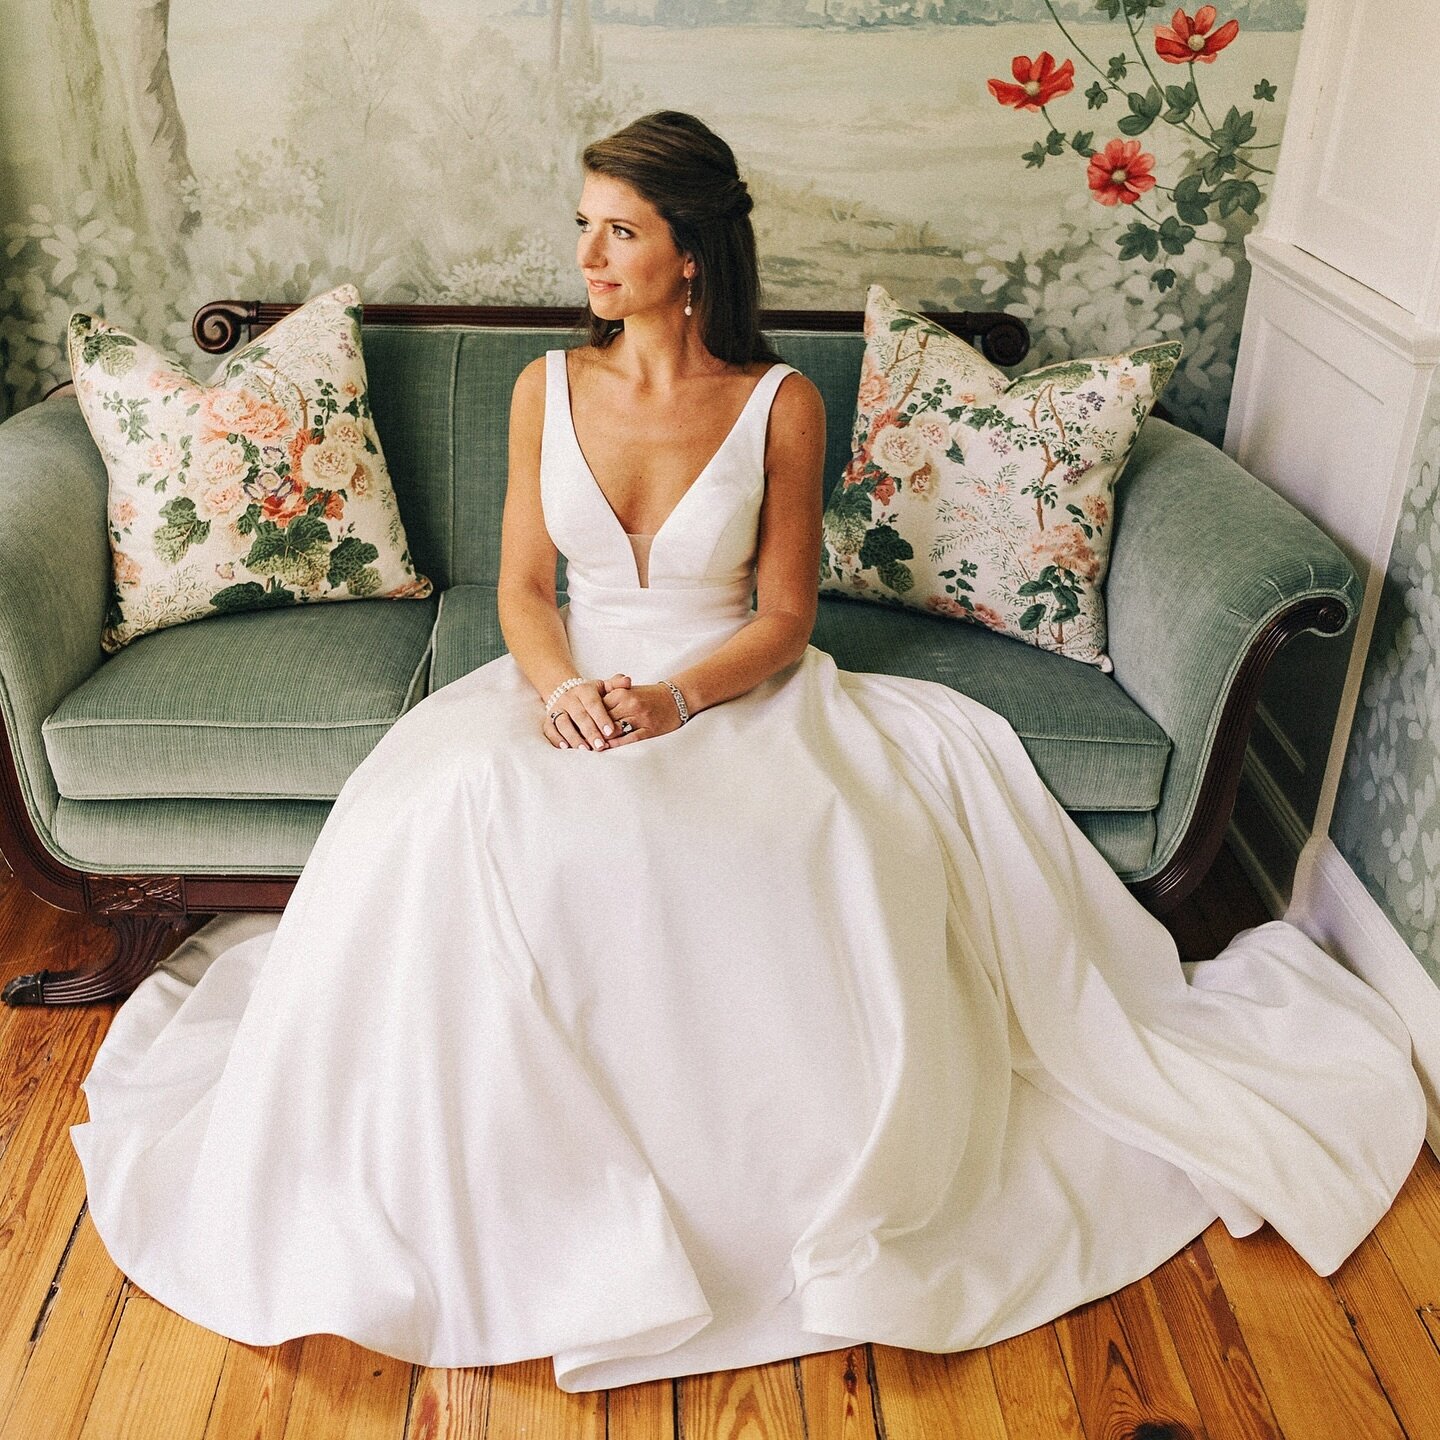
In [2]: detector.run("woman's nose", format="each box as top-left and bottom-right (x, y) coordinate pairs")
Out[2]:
(578, 233), (604, 268)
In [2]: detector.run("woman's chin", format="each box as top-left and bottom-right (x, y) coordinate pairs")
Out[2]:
(586, 286), (624, 317)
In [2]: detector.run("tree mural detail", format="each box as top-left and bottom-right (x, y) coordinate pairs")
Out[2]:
(46, 0), (198, 265)
(989, 2), (1277, 292)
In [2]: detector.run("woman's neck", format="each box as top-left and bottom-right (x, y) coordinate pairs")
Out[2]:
(602, 314), (738, 390)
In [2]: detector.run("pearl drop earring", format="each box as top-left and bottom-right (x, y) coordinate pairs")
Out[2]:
(684, 279), (693, 317)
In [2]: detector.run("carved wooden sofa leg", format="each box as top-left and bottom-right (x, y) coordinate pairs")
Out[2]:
(2, 912), (196, 1006)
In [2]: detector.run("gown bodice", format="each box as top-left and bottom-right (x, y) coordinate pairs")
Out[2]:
(625, 533), (656, 589)
(540, 349), (797, 677)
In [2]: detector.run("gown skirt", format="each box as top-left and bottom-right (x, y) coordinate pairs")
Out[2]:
(70, 353), (1428, 1392)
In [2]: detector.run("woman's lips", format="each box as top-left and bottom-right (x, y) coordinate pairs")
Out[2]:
(587, 280), (619, 292)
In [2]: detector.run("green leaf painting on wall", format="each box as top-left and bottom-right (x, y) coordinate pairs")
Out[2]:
(0, 0), (1304, 445)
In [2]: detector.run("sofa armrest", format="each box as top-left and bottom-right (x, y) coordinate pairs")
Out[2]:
(0, 397), (110, 878)
(1105, 419), (1359, 893)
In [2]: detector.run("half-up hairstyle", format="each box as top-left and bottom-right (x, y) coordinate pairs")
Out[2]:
(580, 111), (781, 365)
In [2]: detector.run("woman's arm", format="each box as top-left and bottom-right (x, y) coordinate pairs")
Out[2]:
(497, 358), (617, 747)
(665, 371), (827, 716)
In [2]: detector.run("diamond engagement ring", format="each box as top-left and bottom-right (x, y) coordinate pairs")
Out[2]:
(619, 719), (634, 734)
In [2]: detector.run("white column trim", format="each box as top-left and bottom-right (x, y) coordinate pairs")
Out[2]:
(1243, 235), (1440, 366)
(1288, 836), (1440, 1157)
(1261, 0), (1342, 244)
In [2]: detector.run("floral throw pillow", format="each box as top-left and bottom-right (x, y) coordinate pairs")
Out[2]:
(67, 283), (432, 653)
(819, 284), (1180, 670)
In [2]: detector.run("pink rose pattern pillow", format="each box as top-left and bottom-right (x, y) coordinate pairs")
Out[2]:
(68, 283), (432, 653)
(820, 284), (1180, 670)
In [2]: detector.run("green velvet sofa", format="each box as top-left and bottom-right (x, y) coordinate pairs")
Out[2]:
(0, 301), (1358, 1005)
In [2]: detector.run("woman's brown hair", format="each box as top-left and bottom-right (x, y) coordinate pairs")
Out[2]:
(580, 111), (781, 365)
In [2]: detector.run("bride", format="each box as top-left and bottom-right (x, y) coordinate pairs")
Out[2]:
(72, 110), (1427, 1395)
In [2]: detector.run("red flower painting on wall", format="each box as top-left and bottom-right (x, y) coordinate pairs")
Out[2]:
(1086, 139), (1157, 207)
(987, 53), (1076, 112)
(1155, 7), (1240, 65)
(984, 4), (1271, 292)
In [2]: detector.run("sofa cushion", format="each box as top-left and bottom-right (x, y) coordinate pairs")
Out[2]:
(428, 584), (1168, 814)
(67, 284), (433, 653)
(818, 284), (1180, 671)
(1069, 810), (1156, 876)
(43, 598), (437, 800)
(52, 796), (331, 872)
(811, 595), (1170, 812)
(427, 583), (509, 693)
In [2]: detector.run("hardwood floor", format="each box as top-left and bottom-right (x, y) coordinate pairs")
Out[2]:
(0, 849), (1437, 1440)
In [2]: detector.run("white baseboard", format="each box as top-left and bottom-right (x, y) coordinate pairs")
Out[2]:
(1287, 836), (1440, 1157)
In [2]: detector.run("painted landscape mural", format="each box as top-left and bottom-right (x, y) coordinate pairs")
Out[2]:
(1, 0), (1304, 444)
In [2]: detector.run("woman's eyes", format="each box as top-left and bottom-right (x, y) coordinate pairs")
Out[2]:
(575, 219), (633, 238)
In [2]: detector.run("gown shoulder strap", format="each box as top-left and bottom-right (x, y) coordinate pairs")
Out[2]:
(746, 362), (800, 445)
(541, 350), (573, 471)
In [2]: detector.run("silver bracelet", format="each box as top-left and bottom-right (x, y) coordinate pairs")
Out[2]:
(660, 679), (690, 726)
(544, 675), (586, 714)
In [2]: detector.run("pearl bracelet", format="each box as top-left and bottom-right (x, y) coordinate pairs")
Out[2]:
(660, 679), (690, 726)
(543, 676), (586, 713)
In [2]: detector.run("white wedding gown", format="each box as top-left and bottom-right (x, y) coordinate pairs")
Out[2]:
(72, 352), (1427, 1393)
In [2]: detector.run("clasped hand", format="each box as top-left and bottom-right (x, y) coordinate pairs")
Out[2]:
(542, 674), (682, 750)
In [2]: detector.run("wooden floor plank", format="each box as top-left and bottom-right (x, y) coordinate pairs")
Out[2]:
(485, 1357), (604, 1440)
(796, 1345), (878, 1440)
(677, 1355), (810, 1439)
(203, 1336), (305, 1440)
(0, 879), (52, 1103)
(987, 1324), (1085, 1440)
(1054, 1296), (1209, 1440)
(403, 1365), (491, 1440)
(1203, 1218), (1406, 1439)
(1422, 1306), (1440, 1359)
(1055, 1290), (1205, 1440)
(1331, 1231), (1440, 1440)
(869, 1344), (1007, 1440)
(0, 1208), (126, 1440)
(1374, 1145), (1440, 1313)
(278, 1334), (411, 1440)
(0, 902), (99, 1163)
(599, 1374), (671, 1440)
(1147, 1238), (1281, 1440)
(1111, 1277), (1207, 1430)
(0, 1004), (110, 1421)
(75, 1293), (228, 1440)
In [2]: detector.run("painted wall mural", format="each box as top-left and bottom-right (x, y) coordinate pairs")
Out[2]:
(1332, 373), (1440, 988)
(0, 1), (1304, 443)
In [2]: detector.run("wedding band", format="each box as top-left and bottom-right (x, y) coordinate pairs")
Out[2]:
(549, 710), (562, 722)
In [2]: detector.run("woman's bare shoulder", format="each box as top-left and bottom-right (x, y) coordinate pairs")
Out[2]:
(513, 352), (549, 393)
(510, 353), (549, 425)
(770, 368), (825, 425)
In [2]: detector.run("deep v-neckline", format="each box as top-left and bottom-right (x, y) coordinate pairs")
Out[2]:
(560, 352), (779, 564)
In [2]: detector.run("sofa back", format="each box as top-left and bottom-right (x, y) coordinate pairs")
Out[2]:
(361, 325), (866, 590)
